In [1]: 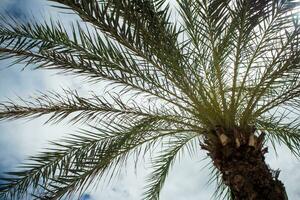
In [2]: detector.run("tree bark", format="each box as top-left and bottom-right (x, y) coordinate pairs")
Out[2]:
(201, 127), (288, 200)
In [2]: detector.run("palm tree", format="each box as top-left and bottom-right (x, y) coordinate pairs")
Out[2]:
(0, 0), (300, 199)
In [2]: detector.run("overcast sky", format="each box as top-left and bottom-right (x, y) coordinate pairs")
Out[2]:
(0, 0), (299, 200)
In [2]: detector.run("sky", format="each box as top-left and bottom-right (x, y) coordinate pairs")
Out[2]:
(0, 0), (299, 200)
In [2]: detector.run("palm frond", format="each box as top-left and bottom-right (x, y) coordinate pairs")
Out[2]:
(1, 0), (300, 199)
(239, 0), (300, 125)
(48, 0), (211, 119)
(143, 133), (198, 200)
(0, 15), (197, 114)
(257, 116), (300, 157)
(0, 114), (201, 199)
(0, 89), (200, 130)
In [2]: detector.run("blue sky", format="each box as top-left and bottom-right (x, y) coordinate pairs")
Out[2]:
(0, 0), (299, 200)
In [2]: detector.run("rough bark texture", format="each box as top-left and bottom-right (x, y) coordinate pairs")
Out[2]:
(201, 127), (288, 200)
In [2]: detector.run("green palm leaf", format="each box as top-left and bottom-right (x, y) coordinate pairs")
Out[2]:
(0, 0), (300, 199)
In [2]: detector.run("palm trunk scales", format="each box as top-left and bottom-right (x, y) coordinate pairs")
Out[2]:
(201, 126), (288, 200)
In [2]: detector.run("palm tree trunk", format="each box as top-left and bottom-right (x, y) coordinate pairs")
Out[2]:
(201, 127), (288, 200)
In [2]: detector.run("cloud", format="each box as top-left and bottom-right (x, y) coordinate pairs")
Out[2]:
(0, 0), (44, 19)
